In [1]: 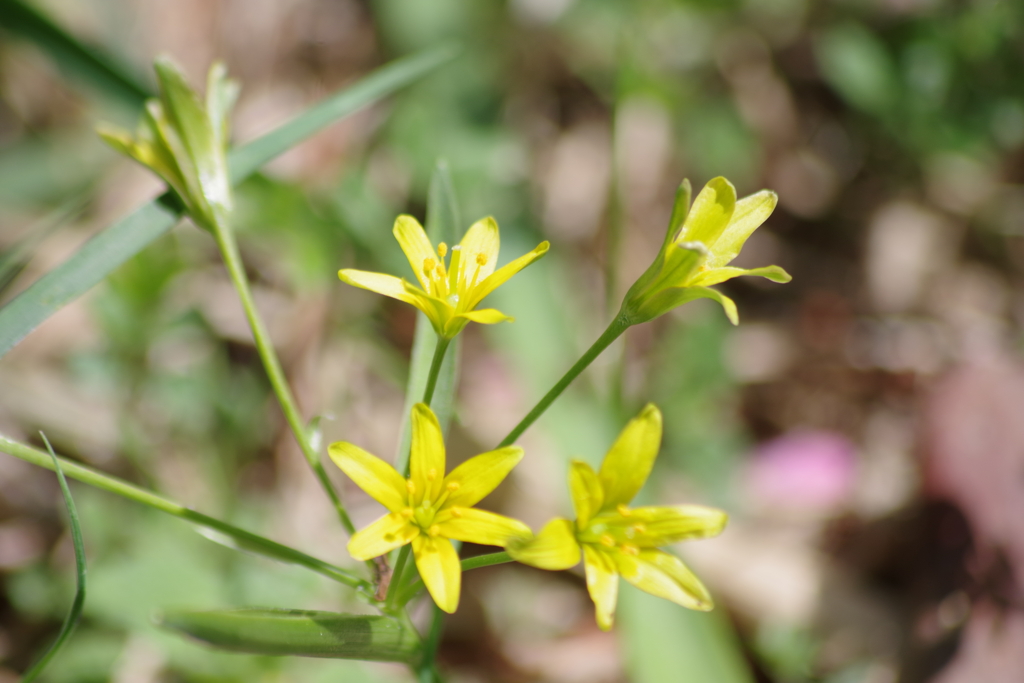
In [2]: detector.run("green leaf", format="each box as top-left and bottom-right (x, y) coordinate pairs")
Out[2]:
(160, 609), (422, 662)
(619, 584), (754, 683)
(0, 433), (369, 591)
(0, 45), (457, 360)
(21, 434), (87, 682)
(0, 0), (151, 108)
(394, 159), (463, 474)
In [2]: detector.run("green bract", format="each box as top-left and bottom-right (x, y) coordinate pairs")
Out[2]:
(507, 404), (728, 631)
(620, 177), (791, 325)
(98, 57), (238, 231)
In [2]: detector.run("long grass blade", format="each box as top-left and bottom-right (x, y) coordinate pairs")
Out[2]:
(0, 433), (370, 591)
(0, 45), (458, 360)
(20, 434), (87, 683)
(0, 0), (151, 107)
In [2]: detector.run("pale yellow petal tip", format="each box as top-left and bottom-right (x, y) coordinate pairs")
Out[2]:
(636, 403), (662, 427)
(535, 240), (551, 255)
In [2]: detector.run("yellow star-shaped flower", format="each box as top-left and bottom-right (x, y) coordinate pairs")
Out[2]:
(339, 215), (549, 339)
(329, 403), (530, 613)
(621, 177), (791, 325)
(507, 404), (727, 630)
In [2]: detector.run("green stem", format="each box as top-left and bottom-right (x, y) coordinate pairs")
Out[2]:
(419, 605), (446, 683)
(385, 544), (413, 612)
(208, 214), (355, 536)
(396, 552), (512, 611)
(0, 433), (370, 591)
(422, 336), (451, 408)
(498, 314), (631, 448)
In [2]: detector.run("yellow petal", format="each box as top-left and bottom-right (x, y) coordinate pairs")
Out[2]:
(393, 215), (437, 290)
(412, 534), (461, 613)
(457, 216), (500, 283)
(410, 403), (446, 506)
(687, 264), (791, 288)
(588, 505), (727, 547)
(641, 286), (739, 325)
(443, 446), (523, 508)
(466, 241), (549, 310)
(614, 549), (713, 611)
(704, 190), (777, 269)
(455, 308), (514, 325)
(598, 404), (663, 509)
(328, 441), (407, 513)
(568, 460), (603, 528)
(583, 545), (619, 631)
(401, 282), (453, 335)
(433, 507), (532, 547)
(507, 518), (581, 570)
(677, 177), (736, 250)
(347, 512), (419, 560)
(338, 270), (420, 307)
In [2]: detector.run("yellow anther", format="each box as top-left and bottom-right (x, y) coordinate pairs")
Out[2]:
(600, 534), (615, 547)
(632, 524), (646, 534)
(438, 243), (448, 258)
(384, 533), (396, 542)
(617, 504), (631, 516)
(428, 524), (441, 537)
(423, 258), (436, 275)
(622, 544), (639, 556)
(450, 507), (463, 518)
(406, 480), (416, 494)
(447, 481), (460, 491)
(475, 252), (487, 266)
(401, 508), (414, 518)
(427, 468), (437, 481)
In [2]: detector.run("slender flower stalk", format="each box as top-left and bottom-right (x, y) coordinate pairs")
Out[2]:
(98, 58), (357, 536)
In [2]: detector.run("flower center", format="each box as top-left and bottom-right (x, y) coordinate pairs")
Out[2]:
(420, 242), (489, 305)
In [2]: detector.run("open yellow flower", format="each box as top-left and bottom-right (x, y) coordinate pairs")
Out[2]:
(620, 177), (791, 325)
(329, 403), (530, 613)
(339, 215), (549, 339)
(507, 404), (727, 630)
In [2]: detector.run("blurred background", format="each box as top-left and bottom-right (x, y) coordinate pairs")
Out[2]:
(2, 0), (1024, 681)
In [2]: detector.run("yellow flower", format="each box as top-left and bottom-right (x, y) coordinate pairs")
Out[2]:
(339, 215), (549, 339)
(329, 403), (530, 613)
(507, 404), (727, 630)
(620, 177), (791, 325)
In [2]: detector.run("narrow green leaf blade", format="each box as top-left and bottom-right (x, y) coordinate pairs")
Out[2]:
(394, 159), (463, 474)
(619, 583), (754, 683)
(21, 434), (87, 682)
(228, 46), (459, 180)
(0, 433), (369, 591)
(161, 609), (421, 662)
(0, 45), (457, 360)
(0, 0), (151, 107)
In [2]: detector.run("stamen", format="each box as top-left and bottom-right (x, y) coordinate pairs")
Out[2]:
(448, 245), (462, 293)
(401, 508), (414, 518)
(475, 252), (487, 266)
(428, 524), (441, 537)
(406, 481), (416, 495)
(617, 504), (631, 516)
(622, 544), (639, 556)
(437, 242), (448, 258)
(450, 507), (463, 518)
(600, 534), (615, 547)
(447, 482), (460, 492)
(427, 468), (437, 481)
